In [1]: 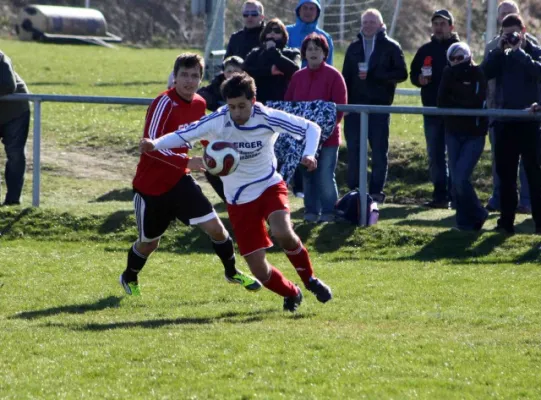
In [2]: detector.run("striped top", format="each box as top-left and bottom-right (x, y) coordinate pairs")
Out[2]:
(154, 102), (321, 205)
(132, 88), (206, 196)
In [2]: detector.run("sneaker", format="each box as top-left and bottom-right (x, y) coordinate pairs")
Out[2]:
(283, 285), (303, 312)
(225, 271), (262, 292)
(304, 213), (319, 223)
(370, 193), (386, 204)
(424, 200), (450, 209)
(306, 277), (333, 303)
(119, 274), (141, 296)
(494, 223), (515, 235)
(295, 192), (305, 199)
(516, 205), (532, 214)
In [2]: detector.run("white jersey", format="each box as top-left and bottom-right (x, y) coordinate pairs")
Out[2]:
(153, 102), (321, 205)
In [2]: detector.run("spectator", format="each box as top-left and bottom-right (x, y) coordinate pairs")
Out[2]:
(197, 56), (244, 112)
(482, 14), (541, 234)
(224, 0), (265, 60)
(342, 9), (407, 203)
(286, 0), (334, 66)
(437, 42), (489, 231)
(0, 50), (30, 206)
(243, 18), (301, 104)
(484, 0), (538, 214)
(285, 33), (347, 223)
(410, 9), (459, 209)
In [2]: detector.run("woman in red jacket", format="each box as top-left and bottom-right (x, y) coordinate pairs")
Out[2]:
(285, 33), (348, 223)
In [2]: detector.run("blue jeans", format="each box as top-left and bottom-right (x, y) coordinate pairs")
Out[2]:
(446, 133), (487, 229)
(302, 146), (339, 217)
(0, 111), (30, 204)
(344, 112), (390, 195)
(424, 116), (451, 202)
(487, 126), (530, 209)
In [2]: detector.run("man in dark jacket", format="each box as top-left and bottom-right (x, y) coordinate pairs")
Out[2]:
(437, 42), (488, 231)
(0, 50), (30, 206)
(410, 9), (459, 208)
(482, 14), (541, 234)
(224, 0), (265, 60)
(342, 8), (407, 202)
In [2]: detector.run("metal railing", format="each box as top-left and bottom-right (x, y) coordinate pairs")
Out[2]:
(2, 93), (540, 228)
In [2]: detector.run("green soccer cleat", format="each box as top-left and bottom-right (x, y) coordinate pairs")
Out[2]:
(119, 274), (141, 296)
(225, 271), (262, 292)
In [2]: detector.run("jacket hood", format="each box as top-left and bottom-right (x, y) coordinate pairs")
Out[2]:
(357, 28), (387, 41)
(295, 0), (321, 30)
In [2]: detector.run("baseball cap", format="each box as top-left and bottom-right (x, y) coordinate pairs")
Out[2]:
(431, 9), (454, 25)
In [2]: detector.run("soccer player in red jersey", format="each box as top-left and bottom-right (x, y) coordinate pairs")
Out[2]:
(120, 54), (261, 296)
(140, 73), (333, 311)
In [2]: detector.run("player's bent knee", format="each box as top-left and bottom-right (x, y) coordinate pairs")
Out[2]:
(136, 240), (159, 256)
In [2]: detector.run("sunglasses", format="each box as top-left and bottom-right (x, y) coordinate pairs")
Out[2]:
(267, 27), (282, 34)
(449, 55), (465, 62)
(242, 11), (260, 17)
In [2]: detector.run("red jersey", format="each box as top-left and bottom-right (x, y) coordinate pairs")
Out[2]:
(132, 88), (206, 195)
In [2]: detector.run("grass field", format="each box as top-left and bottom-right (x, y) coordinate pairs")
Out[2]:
(0, 39), (540, 399)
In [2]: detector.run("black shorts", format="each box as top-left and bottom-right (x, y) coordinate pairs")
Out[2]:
(133, 174), (217, 242)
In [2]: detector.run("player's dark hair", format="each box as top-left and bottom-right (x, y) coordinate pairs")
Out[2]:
(220, 72), (257, 100)
(501, 13), (524, 30)
(173, 53), (204, 78)
(259, 18), (289, 45)
(223, 56), (244, 70)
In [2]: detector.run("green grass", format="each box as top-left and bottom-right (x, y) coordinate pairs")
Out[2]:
(1, 38), (541, 398)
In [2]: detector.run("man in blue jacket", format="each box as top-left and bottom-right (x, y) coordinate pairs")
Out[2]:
(482, 14), (541, 235)
(286, 0), (334, 66)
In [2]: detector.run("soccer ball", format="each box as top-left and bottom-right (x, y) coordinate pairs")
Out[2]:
(202, 141), (240, 176)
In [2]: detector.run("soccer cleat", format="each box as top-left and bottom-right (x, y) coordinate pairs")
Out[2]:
(119, 274), (141, 296)
(306, 277), (333, 303)
(225, 271), (262, 292)
(283, 285), (303, 312)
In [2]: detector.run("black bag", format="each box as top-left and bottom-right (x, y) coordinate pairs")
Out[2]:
(335, 190), (379, 226)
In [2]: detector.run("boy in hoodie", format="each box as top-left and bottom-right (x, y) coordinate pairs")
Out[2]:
(286, 0), (334, 66)
(410, 9), (460, 209)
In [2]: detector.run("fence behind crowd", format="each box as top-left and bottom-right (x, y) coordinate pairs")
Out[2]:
(2, 92), (541, 226)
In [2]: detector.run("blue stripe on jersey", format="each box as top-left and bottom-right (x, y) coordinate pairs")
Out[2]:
(253, 108), (306, 136)
(233, 122), (275, 132)
(231, 165), (276, 205)
(174, 107), (228, 136)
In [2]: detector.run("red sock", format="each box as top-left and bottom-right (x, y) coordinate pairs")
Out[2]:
(262, 266), (299, 298)
(284, 241), (314, 286)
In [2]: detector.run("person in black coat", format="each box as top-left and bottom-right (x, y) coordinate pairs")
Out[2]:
(243, 18), (301, 104)
(197, 56), (244, 112)
(482, 14), (541, 234)
(341, 9), (407, 202)
(437, 42), (488, 231)
(410, 9), (460, 208)
(225, 0), (265, 60)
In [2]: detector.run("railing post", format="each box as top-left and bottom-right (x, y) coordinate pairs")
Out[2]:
(358, 111), (369, 226)
(32, 100), (41, 207)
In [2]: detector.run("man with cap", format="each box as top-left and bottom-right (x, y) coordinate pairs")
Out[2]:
(225, 0), (265, 60)
(410, 9), (459, 209)
(483, 0), (539, 215)
(286, 0), (334, 66)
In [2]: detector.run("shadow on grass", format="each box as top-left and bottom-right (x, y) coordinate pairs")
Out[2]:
(395, 214), (456, 229)
(27, 81), (75, 86)
(10, 296), (122, 320)
(49, 309), (303, 331)
(0, 208), (32, 238)
(93, 188), (133, 202)
(379, 205), (429, 221)
(399, 230), (510, 262)
(98, 210), (133, 234)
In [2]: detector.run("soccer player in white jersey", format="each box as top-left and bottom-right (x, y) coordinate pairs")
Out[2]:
(140, 72), (332, 312)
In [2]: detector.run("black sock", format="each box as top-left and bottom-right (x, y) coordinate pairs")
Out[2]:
(123, 244), (148, 282)
(211, 235), (237, 277)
